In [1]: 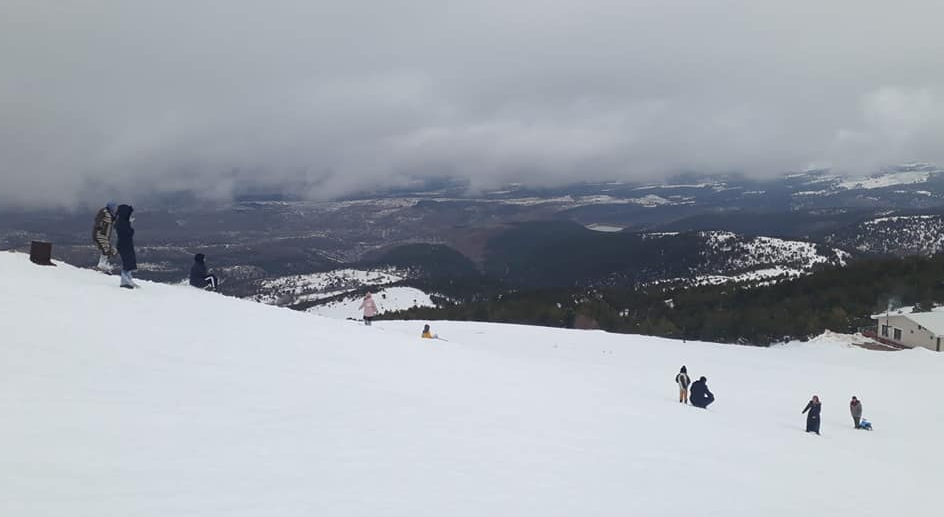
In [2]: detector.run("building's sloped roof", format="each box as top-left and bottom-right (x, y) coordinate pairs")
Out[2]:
(897, 311), (944, 337)
(870, 306), (918, 319)
(871, 305), (944, 320)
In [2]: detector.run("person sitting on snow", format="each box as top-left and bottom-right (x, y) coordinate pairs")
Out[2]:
(421, 324), (437, 339)
(689, 376), (715, 408)
(189, 253), (219, 291)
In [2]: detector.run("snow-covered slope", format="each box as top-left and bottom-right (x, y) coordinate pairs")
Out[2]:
(308, 286), (435, 319)
(1, 251), (940, 516)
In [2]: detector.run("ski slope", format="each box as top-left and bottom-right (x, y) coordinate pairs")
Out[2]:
(1, 251), (940, 516)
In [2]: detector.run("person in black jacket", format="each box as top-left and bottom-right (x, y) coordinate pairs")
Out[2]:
(189, 253), (218, 290)
(115, 204), (138, 289)
(802, 395), (822, 435)
(675, 366), (691, 404)
(689, 376), (714, 408)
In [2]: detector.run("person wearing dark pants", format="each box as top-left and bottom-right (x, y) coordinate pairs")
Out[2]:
(689, 376), (714, 408)
(850, 396), (863, 429)
(115, 204), (138, 289)
(803, 395), (822, 435)
(189, 253), (219, 291)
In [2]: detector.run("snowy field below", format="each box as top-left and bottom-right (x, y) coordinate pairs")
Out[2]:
(1, 251), (940, 516)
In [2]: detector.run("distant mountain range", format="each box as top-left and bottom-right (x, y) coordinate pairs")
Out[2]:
(2, 163), (944, 308)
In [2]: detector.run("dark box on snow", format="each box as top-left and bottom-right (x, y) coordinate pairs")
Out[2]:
(29, 241), (55, 266)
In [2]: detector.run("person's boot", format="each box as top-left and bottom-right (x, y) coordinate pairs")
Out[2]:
(120, 270), (135, 289)
(96, 254), (111, 272)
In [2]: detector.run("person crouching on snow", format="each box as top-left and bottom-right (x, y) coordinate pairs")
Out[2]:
(359, 292), (378, 326)
(189, 253), (218, 291)
(421, 324), (437, 339)
(115, 204), (138, 289)
(675, 366), (691, 404)
(689, 376), (714, 408)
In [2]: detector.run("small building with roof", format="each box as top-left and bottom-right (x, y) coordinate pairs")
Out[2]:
(871, 306), (944, 351)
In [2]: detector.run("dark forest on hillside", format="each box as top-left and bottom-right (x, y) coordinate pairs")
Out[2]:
(383, 256), (944, 345)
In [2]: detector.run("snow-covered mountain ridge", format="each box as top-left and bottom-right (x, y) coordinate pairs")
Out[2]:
(823, 214), (944, 256)
(2, 251), (940, 516)
(644, 231), (850, 287)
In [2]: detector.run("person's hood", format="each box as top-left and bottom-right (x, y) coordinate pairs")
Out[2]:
(194, 253), (205, 264)
(116, 204), (134, 221)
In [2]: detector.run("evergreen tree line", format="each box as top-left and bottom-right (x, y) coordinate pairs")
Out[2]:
(382, 255), (944, 345)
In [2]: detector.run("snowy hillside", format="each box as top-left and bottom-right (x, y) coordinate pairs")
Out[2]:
(308, 286), (436, 319)
(249, 267), (408, 305)
(2, 251), (941, 516)
(824, 214), (944, 256)
(648, 231), (850, 286)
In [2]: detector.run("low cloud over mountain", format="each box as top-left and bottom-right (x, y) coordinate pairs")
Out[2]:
(3, 1), (944, 207)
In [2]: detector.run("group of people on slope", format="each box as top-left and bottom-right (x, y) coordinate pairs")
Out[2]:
(676, 366), (870, 434)
(675, 366), (714, 408)
(801, 395), (870, 435)
(93, 202), (218, 291)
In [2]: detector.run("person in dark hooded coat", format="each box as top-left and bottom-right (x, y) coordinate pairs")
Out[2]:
(189, 253), (218, 290)
(114, 204), (138, 288)
(689, 376), (714, 408)
(802, 395), (822, 435)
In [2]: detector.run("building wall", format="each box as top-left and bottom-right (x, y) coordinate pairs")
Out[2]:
(874, 315), (943, 351)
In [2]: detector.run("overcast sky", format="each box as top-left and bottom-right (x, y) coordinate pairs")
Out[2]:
(2, 1), (943, 208)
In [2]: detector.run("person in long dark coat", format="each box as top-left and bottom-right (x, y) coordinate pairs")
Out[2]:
(689, 376), (714, 408)
(115, 204), (138, 289)
(802, 395), (822, 434)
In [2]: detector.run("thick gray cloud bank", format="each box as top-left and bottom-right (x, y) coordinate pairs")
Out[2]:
(2, 1), (944, 208)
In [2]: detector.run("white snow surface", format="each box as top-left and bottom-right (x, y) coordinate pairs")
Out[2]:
(308, 286), (435, 319)
(1, 251), (941, 516)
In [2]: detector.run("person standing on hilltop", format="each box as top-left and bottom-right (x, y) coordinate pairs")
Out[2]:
(115, 204), (138, 289)
(92, 202), (117, 271)
(359, 292), (378, 326)
(802, 395), (822, 435)
(689, 376), (714, 408)
(675, 366), (691, 404)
